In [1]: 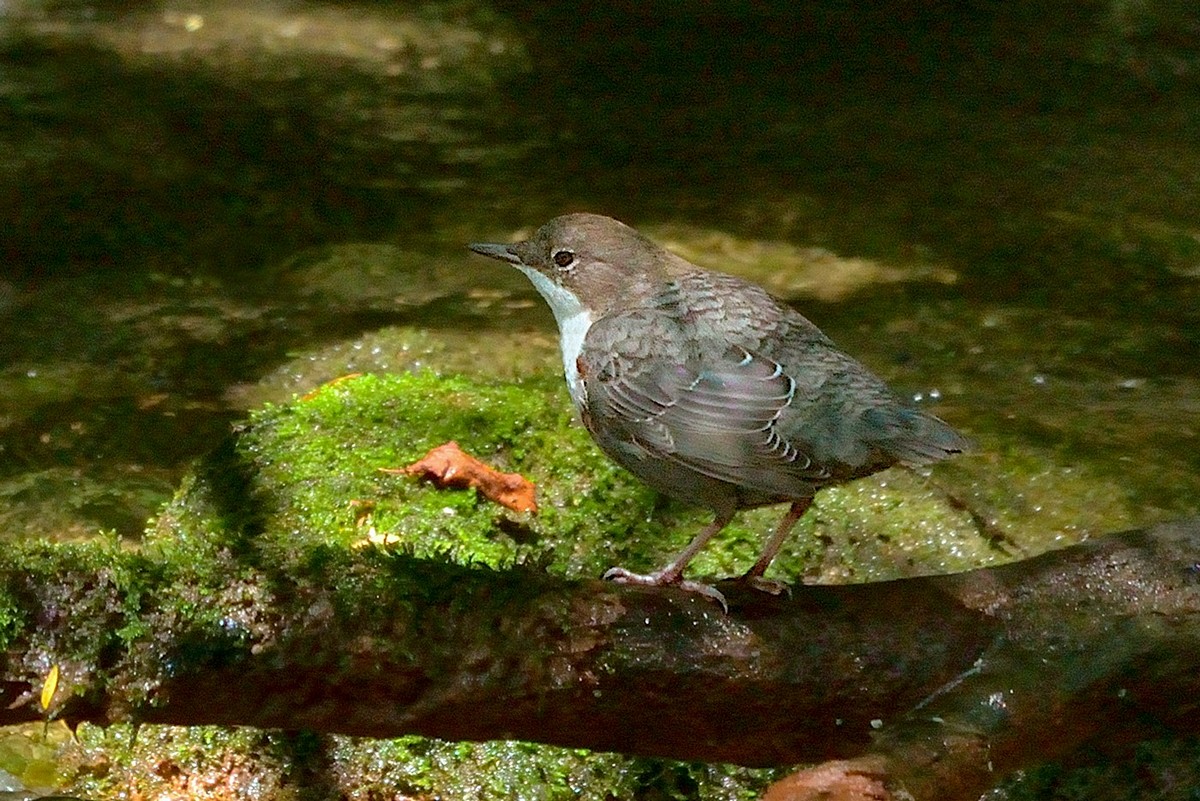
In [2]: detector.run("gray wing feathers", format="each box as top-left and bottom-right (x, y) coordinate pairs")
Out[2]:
(580, 287), (969, 500)
(583, 318), (828, 497)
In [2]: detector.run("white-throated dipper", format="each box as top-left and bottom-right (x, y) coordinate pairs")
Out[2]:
(469, 213), (970, 607)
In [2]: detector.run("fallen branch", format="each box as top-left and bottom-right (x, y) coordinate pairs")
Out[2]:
(2, 519), (1198, 801)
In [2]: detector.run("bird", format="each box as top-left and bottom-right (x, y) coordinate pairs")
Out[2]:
(469, 213), (970, 607)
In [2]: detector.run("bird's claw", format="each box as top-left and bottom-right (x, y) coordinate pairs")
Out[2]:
(739, 574), (792, 597)
(603, 566), (728, 612)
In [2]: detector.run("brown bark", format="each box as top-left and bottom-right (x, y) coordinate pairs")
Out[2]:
(2, 519), (1199, 801)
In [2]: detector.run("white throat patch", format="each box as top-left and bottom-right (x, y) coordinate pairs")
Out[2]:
(517, 266), (593, 407)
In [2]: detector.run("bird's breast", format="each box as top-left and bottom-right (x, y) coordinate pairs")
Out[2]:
(512, 264), (595, 408)
(558, 306), (593, 407)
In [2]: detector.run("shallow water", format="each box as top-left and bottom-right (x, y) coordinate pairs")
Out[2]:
(1, 0), (1197, 548)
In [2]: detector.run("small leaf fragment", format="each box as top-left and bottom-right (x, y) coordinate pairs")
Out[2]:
(301, 373), (363, 401)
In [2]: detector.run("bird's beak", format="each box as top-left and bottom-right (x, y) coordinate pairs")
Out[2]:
(468, 242), (522, 265)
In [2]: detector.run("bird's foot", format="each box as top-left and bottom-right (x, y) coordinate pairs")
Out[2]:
(603, 566), (728, 611)
(737, 573), (792, 597)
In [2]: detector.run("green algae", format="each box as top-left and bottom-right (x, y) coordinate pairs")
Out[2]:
(0, 722), (75, 794)
(649, 223), (961, 303)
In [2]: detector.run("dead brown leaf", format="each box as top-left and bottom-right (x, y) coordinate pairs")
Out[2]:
(383, 441), (537, 514)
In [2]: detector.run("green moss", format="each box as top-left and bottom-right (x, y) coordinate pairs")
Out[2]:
(52, 724), (780, 801)
(0, 539), (159, 665)
(61, 724), (296, 801)
(0, 589), (22, 651)
(151, 370), (663, 581)
(225, 324), (561, 411)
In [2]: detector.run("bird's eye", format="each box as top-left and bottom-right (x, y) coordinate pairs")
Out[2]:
(553, 250), (575, 269)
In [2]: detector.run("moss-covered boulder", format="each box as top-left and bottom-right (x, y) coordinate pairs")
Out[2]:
(152, 369), (1001, 588)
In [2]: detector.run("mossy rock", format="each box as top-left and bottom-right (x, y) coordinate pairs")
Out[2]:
(149, 370), (664, 580)
(150, 369), (1010, 587)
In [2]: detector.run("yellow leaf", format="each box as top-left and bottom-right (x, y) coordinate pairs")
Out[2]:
(40, 665), (59, 710)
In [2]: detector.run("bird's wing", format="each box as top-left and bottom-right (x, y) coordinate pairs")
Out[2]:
(580, 311), (832, 497)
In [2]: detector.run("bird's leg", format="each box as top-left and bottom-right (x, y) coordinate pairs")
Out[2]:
(603, 507), (735, 608)
(740, 497), (812, 594)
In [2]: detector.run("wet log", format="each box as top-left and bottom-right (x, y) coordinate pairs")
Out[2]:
(2, 519), (1198, 801)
